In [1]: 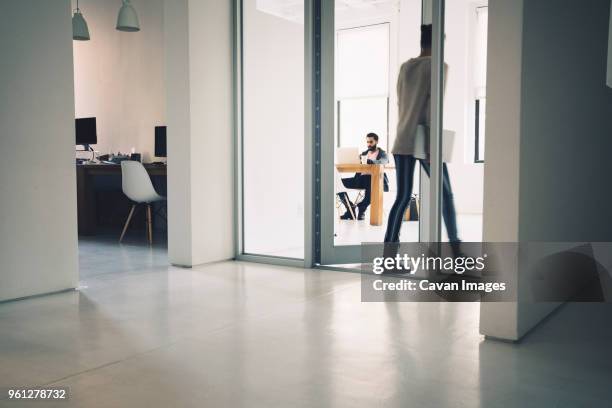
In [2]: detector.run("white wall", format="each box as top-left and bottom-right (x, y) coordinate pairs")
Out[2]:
(73, 0), (165, 162)
(481, 0), (612, 340)
(517, 0), (612, 337)
(164, 0), (234, 266)
(0, 0), (78, 301)
(479, 0), (523, 340)
(519, 0), (612, 242)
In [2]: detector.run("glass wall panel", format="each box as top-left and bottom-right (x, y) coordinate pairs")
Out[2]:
(474, 6), (488, 163)
(332, 0), (423, 247)
(242, 0), (304, 258)
(439, 0), (487, 242)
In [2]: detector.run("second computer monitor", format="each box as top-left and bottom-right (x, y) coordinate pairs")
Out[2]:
(76, 117), (97, 147)
(155, 126), (167, 158)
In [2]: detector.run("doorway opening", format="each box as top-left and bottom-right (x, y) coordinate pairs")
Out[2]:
(72, 0), (168, 280)
(320, 0), (487, 267)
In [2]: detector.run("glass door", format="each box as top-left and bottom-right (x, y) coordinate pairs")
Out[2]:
(317, 0), (439, 265)
(234, 0), (485, 266)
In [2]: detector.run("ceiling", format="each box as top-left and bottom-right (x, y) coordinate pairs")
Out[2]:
(256, 0), (399, 24)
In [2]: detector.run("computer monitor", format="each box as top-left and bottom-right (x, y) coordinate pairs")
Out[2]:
(155, 126), (167, 157)
(75, 117), (97, 147)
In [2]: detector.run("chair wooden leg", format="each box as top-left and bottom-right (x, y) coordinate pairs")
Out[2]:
(146, 204), (153, 245)
(336, 193), (357, 221)
(119, 205), (136, 242)
(354, 191), (365, 207)
(347, 200), (357, 220)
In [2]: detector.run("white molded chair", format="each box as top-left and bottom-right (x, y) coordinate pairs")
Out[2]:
(119, 161), (166, 244)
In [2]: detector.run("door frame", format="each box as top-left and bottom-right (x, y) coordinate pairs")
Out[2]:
(232, 0), (445, 267)
(313, 0), (446, 266)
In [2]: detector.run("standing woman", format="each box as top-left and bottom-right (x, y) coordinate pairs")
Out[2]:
(384, 25), (461, 253)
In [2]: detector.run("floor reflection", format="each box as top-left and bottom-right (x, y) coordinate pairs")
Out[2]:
(0, 240), (610, 407)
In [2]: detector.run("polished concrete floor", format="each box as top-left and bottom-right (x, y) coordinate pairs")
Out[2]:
(1, 239), (612, 407)
(248, 213), (483, 259)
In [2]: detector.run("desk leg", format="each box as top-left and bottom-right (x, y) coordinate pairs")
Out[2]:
(76, 167), (85, 234)
(370, 167), (384, 226)
(76, 167), (96, 235)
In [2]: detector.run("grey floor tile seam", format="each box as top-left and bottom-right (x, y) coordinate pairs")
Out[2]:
(37, 313), (258, 388)
(80, 264), (174, 283)
(40, 337), (184, 388)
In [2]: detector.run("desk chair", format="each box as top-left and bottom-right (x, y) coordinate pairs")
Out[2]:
(334, 168), (356, 220)
(120, 161), (166, 244)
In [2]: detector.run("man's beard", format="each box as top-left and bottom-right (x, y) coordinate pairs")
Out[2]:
(368, 145), (377, 152)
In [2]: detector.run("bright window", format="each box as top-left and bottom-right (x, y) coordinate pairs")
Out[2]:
(336, 24), (390, 148)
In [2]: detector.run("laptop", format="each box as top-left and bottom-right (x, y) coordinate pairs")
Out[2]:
(336, 147), (361, 164)
(413, 126), (456, 163)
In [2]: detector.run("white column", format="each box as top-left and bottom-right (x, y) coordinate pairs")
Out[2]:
(164, 0), (235, 266)
(0, 0), (78, 301)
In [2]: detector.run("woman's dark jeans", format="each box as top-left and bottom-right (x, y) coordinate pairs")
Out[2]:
(384, 154), (460, 243)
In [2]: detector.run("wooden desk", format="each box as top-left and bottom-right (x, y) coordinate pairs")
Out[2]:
(336, 163), (385, 226)
(76, 163), (167, 235)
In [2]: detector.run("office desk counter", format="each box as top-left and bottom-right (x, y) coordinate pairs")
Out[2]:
(336, 163), (385, 226)
(336, 163), (413, 226)
(77, 163), (166, 235)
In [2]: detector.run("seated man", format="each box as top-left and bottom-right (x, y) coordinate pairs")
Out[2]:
(339, 133), (389, 220)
